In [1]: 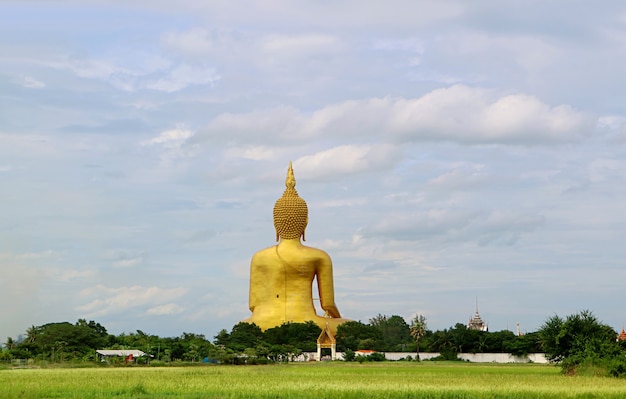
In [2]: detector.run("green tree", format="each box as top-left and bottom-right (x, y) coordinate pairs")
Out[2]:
(426, 329), (457, 360)
(183, 342), (200, 362)
(263, 322), (321, 352)
(4, 337), (16, 350)
(370, 314), (412, 351)
(180, 332), (214, 361)
(539, 314), (566, 362)
(214, 329), (230, 347)
(410, 315), (426, 360)
(482, 330), (510, 352)
(25, 325), (39, 344)
(336, 321), (383, 351)
(539, 310), (626, 377)
(508, 331), (541, 357)
(227, 322), (264, 352)
(448, 323), (477, 353)
(267, 344), (290, 362)
(25, 321), (108, 360)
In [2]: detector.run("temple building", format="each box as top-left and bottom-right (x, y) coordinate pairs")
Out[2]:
(617, 326), (626, 342)
(467, 300), (488, 332)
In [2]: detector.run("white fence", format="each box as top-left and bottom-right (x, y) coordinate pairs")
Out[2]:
(392, 352), (548, 363)
(302, 352), (548, 363)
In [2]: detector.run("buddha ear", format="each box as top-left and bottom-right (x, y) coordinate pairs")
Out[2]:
(302, 230), (306, 242)
(276, 230), (279, 242)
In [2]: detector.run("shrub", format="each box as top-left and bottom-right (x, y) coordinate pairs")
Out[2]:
(342, 349), (355, 362)
(367, 352), (386, 362)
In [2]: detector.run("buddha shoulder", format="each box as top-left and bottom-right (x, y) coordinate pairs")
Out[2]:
(250, 246), (278, 261)
(300, 244), (330, 257)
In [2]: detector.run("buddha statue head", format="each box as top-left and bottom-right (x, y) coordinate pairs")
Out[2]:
(273, 162), (308, 241)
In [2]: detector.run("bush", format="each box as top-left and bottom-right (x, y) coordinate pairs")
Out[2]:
(342, 349), (355, 362)
(367, 352), (386, 362)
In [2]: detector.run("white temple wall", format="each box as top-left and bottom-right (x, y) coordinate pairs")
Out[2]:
(302, 352), (548, 363)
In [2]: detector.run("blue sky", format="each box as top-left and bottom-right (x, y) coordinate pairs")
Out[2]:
(1, 0), (625, 342)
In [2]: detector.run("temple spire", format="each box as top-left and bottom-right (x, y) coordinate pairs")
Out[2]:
(467, 297), (488, 331)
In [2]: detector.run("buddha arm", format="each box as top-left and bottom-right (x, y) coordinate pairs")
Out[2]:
(317, 254), (341, 318)
(248, 255), (260, 312)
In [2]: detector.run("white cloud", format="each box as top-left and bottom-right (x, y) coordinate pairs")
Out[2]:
(364, 208), (544, 246)
(140, 1), (462, 32)
(427, 164), (487, 191)
(222, 146), (278, 161)
(195, 86), (594, 146)
(196, 106), (303, 144)
(373, 37), (425, 53)
(147, 303), (184, 315)
(475, 211), (546, 246)
(49, 54), (218, 93)
(319, 197), (369, 208)
(597, 116), (626, 144)
(262, 33), (343, 56)
(20, 76), (46, 89)
(389, 85), (594, 143)
(0, 133), (61, 160)
(142, 126), (198, 165)
(145, 63), (221, 92)
(77, 285), (188, 317)
(587, 158), (626, 183)
(145, 127), (195, 147)
(366, 208), (481, 239)
(55, 269), (98, 282)
(161, 28), (216, 57)
(63, 57), (129, 80)
(103, 249), (147, 268)
(296, 144), (400, 179)
(112, 256), (144, 268)
(3, 250), (62, 261)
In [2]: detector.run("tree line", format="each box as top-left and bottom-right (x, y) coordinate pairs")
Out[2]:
(337, 315), (542, 358)
(3, 310), (626, 377)
(1, 314), (537, 363)
(1, 319), (216, 364)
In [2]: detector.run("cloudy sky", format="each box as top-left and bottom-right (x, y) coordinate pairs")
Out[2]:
(1, 0), (625, 342)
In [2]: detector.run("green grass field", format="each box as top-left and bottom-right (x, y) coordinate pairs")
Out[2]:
(1, 362), (624, 399)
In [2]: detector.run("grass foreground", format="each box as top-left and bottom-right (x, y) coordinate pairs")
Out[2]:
(1, 361), (625, 399)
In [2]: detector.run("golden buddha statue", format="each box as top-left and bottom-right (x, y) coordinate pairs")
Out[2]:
(242, 162), (349, 335)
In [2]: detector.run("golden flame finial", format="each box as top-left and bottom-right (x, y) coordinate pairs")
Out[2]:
(286, 161), (296, 190)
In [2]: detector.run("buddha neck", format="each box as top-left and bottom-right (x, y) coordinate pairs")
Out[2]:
(277, 237), (303, 247)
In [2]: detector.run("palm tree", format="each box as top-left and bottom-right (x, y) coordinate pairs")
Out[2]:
(410, 315), (426, 361)
(4, 337), (16, 350)
(25, 325), (39, 343)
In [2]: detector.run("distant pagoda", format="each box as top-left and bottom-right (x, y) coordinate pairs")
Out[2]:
(617, 326), (626, 342)
(467, 298), (488, 332)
